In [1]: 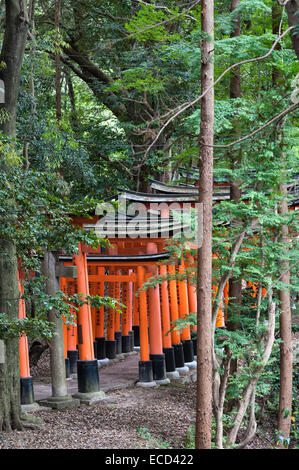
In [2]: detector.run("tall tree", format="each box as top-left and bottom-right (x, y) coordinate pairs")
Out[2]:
(0, 0), (29, 430)
(271, 1), (293, 446)
(196, 0), (214, 450)
(277, 171), (293, 446)
(227, 0), (242, 385)
(285, 0), (299, 59)
(55, 0), (62, 123)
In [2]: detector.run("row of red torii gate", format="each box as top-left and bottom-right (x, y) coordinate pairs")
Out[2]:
(18, 173), (298, 406)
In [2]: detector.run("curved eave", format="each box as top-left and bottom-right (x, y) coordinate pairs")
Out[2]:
(59, 252), (171, 263)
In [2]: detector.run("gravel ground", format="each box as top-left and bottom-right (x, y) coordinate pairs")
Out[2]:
(2, 384), (197, 449)
(1, 349), (277, 449)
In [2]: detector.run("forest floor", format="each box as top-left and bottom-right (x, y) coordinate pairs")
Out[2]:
(1, 350), (277, 450)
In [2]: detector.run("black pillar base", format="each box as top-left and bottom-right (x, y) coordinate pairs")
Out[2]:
(173, 343), (185, 368)
(132, 325), (140, 347)
(95, 337), (106, 360)
(163, 347), (176, 372)
(77, 359), (100, 394)
(121, 335), (130, 353)
(149, 354), (167, 381)
(65, 358), (71, 378)
(138, 361), (154, 383)
(182, 339), (194, 363)
(192, 336), (197, 356)
(105, 340), (116, 359)
(129, 330), (134, 351)
(20, 376), (35, 405)
(67, 349), (79, 374)
(114, 331), (122, 354)
(93, 341), (98, 359)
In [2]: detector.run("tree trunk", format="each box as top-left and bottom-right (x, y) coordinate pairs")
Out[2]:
(40, 252), (68, 398)
(196, 0), (214, 450)
(55, 0), (62, 123)
(227, 0), (242, 399)
(277, 182), (293, 446)
(65, 68), (79, 132)
(0, 239), (23, 431)
(285, 0), (299, 59)
(0, 0), (29, 137)
(0, 0), (28, 431)
(272, 2), (293, 446)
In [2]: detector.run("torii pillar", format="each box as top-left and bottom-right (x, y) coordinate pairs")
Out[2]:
(160, 265), (179, 379)
(146, 243), (169, 385)
(18, 269), (38, 410)
(73, 244), (105, 403)
(136, 265), (156, 387)
(178, 261), (196, 369)
(168, 264), (189, 375)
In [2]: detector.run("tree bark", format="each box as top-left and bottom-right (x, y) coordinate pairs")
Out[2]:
(277, 181), (293, 445)
(196, 0), (214, 450)
(227, 0), (242, 397)
(0, 0), (28, 431)
(0, 239), (23, 431)
(272, 3), (293, 445)
(40, 252), (68, 398)
(55, 0), (62, 123)
(285, 0), (299, 59)
(0, 0), (29, 137)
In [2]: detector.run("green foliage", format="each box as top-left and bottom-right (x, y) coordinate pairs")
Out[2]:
(0, 0), (298, 446)
(136, 427), (171, 449)
(0, 313), (55, 340)
(125, 4), (181, 42)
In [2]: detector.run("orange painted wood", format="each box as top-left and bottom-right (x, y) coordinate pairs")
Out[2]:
(63, 320), (68, 358)
(121, 280), (130, 336)
(168, 265), (181, 344)
(107, 268), (116, 340)
(128, 270), (133, 331)
(213, 284), (225, 328)
(87, 274), (136, 283)
(18, 270), (30, 378)
(178, 263), (191, 340)
(74, 244), (94, 361)
(187, 281), (197, 333)
(66, 279), (78, 351)
(60, 277), (70, 355)
(224, 281), (229, 322)
(132, 272), (139, 327)
(137, 266), (150, 362)
(146, 242), (163, 355)
(114, 270), (121, 332)
(160, 265), (172, 348)
(88, 283), (97, 341)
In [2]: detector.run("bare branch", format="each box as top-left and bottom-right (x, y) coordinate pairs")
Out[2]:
(225, 300), (276, 448)
(144, 27), (295, 156)
(235, 388), (257, 449)
(204, 103), (299, 149)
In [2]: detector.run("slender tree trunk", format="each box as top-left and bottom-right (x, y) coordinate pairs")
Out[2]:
(227, 0), (242, 396)
(0, 239), (23, 431)
(277, 180), (293, 445)
(0, 0), (28, 431)
(40, 252), (68, 398)
(285, 0), (299, 59)
(0, 0), (29, 137)
(196, 0), (214, 450)
(65, 68), (79, 132)
(55, 0), (62, 123)
(272, 2), (293, 445)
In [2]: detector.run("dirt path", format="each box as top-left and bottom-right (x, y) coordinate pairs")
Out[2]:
(2, 383), (197, 449)
(0, 350), (275, 449)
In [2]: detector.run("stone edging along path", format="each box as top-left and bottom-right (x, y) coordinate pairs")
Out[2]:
(32, 351), (197, 404)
